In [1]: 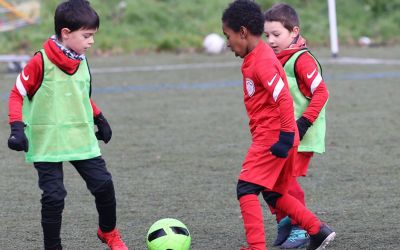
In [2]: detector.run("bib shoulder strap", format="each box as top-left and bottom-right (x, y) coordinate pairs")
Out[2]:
(283, 49), (308, 77)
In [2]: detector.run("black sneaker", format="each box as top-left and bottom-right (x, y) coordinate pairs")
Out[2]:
(306, 224), (336, 250)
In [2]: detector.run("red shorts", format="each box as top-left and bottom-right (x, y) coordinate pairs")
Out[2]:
(239, 143), (298, 194)
(293, 152), (314, 176)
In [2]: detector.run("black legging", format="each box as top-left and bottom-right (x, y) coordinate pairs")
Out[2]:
(34, 156), (116, 249)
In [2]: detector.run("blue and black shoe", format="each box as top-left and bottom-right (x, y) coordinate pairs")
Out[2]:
(273, 216), (292, 246)
(280, 225), (309, 249)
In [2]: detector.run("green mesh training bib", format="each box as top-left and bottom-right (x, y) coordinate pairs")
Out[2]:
(22, 50), (100, 162)
(284, 49), (327, 153)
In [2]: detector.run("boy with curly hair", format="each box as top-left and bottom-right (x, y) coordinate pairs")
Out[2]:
(221, 1), (335, 249)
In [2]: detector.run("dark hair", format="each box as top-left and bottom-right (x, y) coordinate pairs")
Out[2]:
(54, 0), (100, 38)
(264, 3), (299, 31)
(222, 0), (264, 36)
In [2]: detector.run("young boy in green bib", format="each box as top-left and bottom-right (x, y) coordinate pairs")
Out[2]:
(263, 3), (330, 249)
(7, 1), (128, 249)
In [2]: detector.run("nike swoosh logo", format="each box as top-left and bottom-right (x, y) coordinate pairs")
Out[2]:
(307, 68), (317, 79)
(267, 74), (278, 86)
(21, 70), (29, 81)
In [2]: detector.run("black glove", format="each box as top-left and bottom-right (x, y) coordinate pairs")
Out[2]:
(296, 116), (312, 141)
(270, 131), (294, 158)
(8, 121), (29, 152)
(94, 113), (112, 144)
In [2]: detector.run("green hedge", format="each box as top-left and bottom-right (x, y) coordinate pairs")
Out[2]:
(1, 0), (399, 54)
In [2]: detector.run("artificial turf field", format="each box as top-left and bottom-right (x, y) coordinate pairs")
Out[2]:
(0, 46), (399, 249)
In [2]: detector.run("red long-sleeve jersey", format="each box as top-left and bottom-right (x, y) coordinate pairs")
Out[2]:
(8, 38), (101, 123)
(277, 48), (329, 123)
(241, 41), (299, 146)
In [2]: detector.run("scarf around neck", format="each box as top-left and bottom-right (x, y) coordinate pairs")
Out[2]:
(51, 35), (86, 61)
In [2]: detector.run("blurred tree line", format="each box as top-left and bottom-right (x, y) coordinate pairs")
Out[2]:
(0, 0), (399, 55)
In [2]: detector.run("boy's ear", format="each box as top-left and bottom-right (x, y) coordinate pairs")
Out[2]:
(291, 26), (300, 38)
(60, 28), (71, 40)
(239, 26), (248, 39)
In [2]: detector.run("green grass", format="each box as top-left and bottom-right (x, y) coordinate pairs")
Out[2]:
(1, 0), (400, 54)
(0, 47), (400, 249)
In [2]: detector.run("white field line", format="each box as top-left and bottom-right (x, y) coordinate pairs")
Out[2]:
(90, 56), (400, 74)
(90, 62), (240, 74)
(320, 57), (400, 65)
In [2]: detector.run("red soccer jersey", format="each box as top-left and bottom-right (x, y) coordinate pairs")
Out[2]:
(8, 38), (101, 123)
(241, 41), (299, 146)
(277, 48), (329, 123)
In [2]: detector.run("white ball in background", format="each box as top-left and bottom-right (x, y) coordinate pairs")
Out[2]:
(203, 33), (226, 55)
(358, 36), (372, 47)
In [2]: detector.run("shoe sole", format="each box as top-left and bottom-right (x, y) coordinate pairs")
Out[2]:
(280, 241), (308, 249)
(315, 232), (336, 250)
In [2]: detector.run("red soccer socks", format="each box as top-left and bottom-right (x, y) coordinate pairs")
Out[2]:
(288, 178), (305, 206)
(274, 193), (320, 235)
(239, 194), (266, 250)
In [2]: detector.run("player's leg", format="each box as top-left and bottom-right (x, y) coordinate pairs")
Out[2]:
(71, 156), (127, 250)
(71, 156), (115, 231)
(237, 180), (266, 250)
(272, 193), (335, 250)
(268, 148), (335, 250)
(263, 205), (291, 246)
(260, 152), (302, 246)
(34, 162), (66, 250)
(261, 177), (306, 247)
(279, 152), (313, 248)
(288, 151), (313, 207)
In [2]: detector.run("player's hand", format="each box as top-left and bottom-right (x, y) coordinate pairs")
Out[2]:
(8, 121), (29, 152)
(270, 131), (294, 158)
(94, 113), (112, 144)
(296, 116), (312, 140)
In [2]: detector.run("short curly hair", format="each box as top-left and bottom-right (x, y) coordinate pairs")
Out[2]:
(222, 0), (264, 36)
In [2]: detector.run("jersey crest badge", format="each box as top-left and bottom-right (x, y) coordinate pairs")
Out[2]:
(245, 78), (255, 97)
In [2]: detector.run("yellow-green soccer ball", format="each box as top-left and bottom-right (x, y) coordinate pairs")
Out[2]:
(146, 218), (191, 250)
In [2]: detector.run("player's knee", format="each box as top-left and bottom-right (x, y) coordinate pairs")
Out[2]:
(262, 191), (282, 208)
(236, 180), (264, 199)
(41, 195), (65, 223)
(41, 187), (67, 208)
(92, 179), (116, 204)
(89, 175), (113, 193)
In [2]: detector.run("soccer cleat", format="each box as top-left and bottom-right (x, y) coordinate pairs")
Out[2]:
(273, 216), (292, 246)
(280, 225), (309, 249)
(306, 224), (336, 250)
(97, 228), (128, 250)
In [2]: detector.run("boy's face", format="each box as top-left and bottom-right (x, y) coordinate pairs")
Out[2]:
(222, 22), (248, 58)
(60, 28), (97, 55)
(264, 21), (298, 54)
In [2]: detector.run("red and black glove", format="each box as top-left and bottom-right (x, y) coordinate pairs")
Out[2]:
(94, 113), (112, 144)
(270, 131), (294, 158)
(296, 116), (312, 141)
(8, 121), (29, 152)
